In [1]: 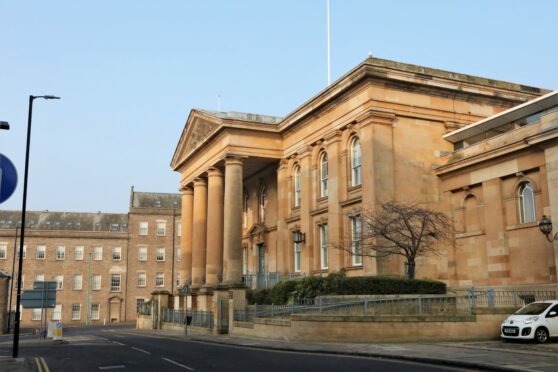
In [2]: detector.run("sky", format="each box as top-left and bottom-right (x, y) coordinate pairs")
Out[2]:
(0, 0), (557, 213)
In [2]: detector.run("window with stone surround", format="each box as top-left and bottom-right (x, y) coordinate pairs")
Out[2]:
(71, 304), (81, 320)
(16, 245), (26, 260)
(92, 274), (101, 290)
(111, 274), (121, 292)
(294, 241), (301, 273)
(91, 304), (100, 320)
(36, 245), (46, 260)
(175, 247), (181, 262)
(138, 246), (147, 261)
(35, 273), (44, 282)
(112, 246), (121, 261)
(156, 221), (166, 236)
(518, 182), (536, 223)
(54, 275), (63, 290)
(293, 164), (301, 207)
(258, 182), (267, 223)
(0, 244), (6, 259)
(350, 137), (362, 187)
(319, 152), (328, 198)
(56, 245), (65, 260)
(156, 247), (165, 262)
(73, 275), (82, 290)
(74, 246), (84, 260)
(52, 305), (62, 321)
(320, 223), (328, 269)
(351, 215), (362, 266)
(93, 246), (103, 261)
(137, 272), (146, 287)
(177, 222), (182, 237)
(155, 273), (164, 287)
(32, 309), (42, 321)
(139, 221), (148, 236)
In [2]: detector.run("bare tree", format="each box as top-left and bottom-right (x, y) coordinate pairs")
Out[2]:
(334, 201), (452, 279)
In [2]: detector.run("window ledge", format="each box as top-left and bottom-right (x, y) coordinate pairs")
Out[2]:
(506, 221), (539, 231)
(343, 265), (363, 271)
(455, 230), (485, 239)
(311, 269), (329, 275)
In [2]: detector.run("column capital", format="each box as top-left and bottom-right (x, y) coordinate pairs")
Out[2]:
(356, 109), (396, 128)
(324, 130), (343, 144)
(193, 177), (207, 187)
(224, 156), (244, 166)
(207, 167), (223, 178)
(179, 185), (193, 194)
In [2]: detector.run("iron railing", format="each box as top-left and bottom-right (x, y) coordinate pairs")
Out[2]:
(242, 272), (307, 289)
(464, 288), (556, 308)
(161, 308), (214, 328)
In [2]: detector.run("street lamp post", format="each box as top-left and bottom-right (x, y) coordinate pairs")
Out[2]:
(12, 95), (60, 358)
(7, 226), (19, 333)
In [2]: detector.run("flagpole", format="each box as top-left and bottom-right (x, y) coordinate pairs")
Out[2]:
(327, 0), (331, 86)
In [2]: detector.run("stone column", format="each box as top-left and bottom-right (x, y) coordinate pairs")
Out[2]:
(222, 157), (244, 286)
(180, 186), (194, 286)
(191, 178), (208, 289)
(205, 167), (224, 287)
(325, 131), (343, 271)
(276, 159), (289, 274)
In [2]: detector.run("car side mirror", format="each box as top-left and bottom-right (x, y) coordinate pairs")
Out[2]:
(548, 311), (557, 317)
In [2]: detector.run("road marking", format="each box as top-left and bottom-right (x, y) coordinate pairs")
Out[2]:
(98, 365), (126, 370)
(112, 341), (126, 346)
(161, 357), (195, 371)
(131, 346), (151, 355)
(35, 358), (43, 372)
(113, 335), (125, 338)
(40, 357), (50, 372)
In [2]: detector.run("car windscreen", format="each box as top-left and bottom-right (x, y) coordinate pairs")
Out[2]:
(515, 303), (552, 315)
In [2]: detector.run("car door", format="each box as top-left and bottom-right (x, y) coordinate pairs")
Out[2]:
(544, 304), (558, 336)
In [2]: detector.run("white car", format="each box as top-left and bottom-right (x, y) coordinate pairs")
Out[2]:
(501, 300), (558, 343)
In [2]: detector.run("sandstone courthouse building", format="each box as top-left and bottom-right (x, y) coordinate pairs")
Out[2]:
(1, 57), (557, 325)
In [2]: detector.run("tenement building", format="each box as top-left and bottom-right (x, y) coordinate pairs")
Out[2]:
(0, 188), (181, 326)
(171, 57), (558, 310)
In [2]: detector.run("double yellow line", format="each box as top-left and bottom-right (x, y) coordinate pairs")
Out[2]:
(35, 357), (50, 372)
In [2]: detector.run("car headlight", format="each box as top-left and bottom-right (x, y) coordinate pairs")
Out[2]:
(524, 316), (539, 324)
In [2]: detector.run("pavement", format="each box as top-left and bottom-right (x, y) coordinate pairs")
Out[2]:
(2, 327), (558, 371)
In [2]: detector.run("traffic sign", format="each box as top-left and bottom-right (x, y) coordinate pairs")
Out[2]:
(0, 153), (17, 203)
(33, 281), (57, 291)
(20, 289), (56, 309)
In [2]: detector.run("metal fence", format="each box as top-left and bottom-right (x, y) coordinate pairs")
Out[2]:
(161, 308), (214, 329)
(138, 303), (151, 316)
(234, 288), (557, 321)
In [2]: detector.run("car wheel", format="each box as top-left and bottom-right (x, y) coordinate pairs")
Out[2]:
(534, 327), (549, 344)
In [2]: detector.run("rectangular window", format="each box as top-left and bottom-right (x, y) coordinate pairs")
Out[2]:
(0, 244), (7, 259)
(54, 275), (63, 290)
(74, 246), (84, 260)
(93, 246), (103, 261)
(52, 304), (62, 321)
(36, 245), (46, 260)
(73, 275), (82, 290)
(175, 247), (181, 262)
(56, 245), (65, 260)
(138, 246), (147, 261)
(35, 273), (44, 283)
(110, 223), (119, 232)
(91, 304), (100, 320)
(156, 248), (165, 262)
(136, 272), (146, 287)
(294, 241), (301, 273)
(139, 222), (148, 236)
(351, 215), (362, 266)
(176, 273), (180, 287)
(177, 222), (182, 237)
(156, 221), (166, 236)
(32, 309), (42, 321)
(155, 273), (164, 287)
(16, 245), (26, 260)
(112, 247), (122, 261)
(71, 304), (81, 320)
(320, 223), (329, 269)
(111, 274), (121, 292)
(92, 274), (101, 290)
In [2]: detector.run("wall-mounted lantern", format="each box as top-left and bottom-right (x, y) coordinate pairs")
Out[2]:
(293, 230), (305, 244)
(538, 215), (557, 242)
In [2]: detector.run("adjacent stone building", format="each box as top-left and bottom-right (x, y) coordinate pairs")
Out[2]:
(0, 188), (181, 327)
(171, 57), (557, 310)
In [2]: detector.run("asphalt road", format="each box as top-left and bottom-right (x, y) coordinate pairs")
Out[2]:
(0, 325), (467, 372)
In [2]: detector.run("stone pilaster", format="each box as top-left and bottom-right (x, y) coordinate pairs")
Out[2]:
(180, 186), (194, 287)
(325, 131), (343, 271)
(191, 178), (208, 289)
(205, 167), (224, 287)
(222, 157), (244, 286)
(276, 159), (289, 274)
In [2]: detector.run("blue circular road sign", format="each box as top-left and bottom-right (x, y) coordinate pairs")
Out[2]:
(0, 153), (18, 203)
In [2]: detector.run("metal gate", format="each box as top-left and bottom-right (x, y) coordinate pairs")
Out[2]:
(217, 299), (229, 334)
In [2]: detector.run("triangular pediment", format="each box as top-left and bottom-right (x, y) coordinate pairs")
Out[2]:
(171, 110), (222, 169)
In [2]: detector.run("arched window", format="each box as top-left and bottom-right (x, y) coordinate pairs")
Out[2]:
(293, 165), (301, 207)
(350, 137), (362, 187)
(518, 182), (536, 223)
(319, 152), (328, 198)
(258, 183), (266, 223)
(242, 190), (249, 228)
